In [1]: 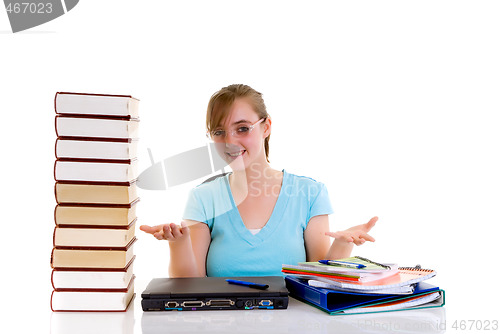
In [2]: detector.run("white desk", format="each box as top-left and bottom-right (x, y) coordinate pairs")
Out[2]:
(50, 279), (446, 334)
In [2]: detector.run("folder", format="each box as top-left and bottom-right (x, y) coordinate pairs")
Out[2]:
(285, 276), (445, 315)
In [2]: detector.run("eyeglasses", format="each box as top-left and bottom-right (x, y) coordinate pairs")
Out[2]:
(208, 118), (265, 140)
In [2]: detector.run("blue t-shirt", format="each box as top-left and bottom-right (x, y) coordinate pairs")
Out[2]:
(182, 170), (333, 277)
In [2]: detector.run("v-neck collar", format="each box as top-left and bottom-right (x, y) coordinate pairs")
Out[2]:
(223, 169), (290, 246)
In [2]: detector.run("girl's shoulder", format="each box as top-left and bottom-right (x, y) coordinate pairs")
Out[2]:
(189, 172), (230, 197)
(284, 170), (326, 187)
(200, 172), (231, 185)
(283, 170), (328, 200)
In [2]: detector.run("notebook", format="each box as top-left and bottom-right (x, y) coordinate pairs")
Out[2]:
(285, 276), (445, 315)
(307, 266), (437, 294)
(141, 276), (288, 311)
(282, 256), (398, 281)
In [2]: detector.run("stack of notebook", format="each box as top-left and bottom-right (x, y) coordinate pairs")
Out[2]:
(50, 92), (140, 312)
(282, 256), (445, 315)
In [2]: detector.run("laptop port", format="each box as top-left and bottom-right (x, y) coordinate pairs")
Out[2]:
(207, 299), (234, 307)
(181, 301), (205, 307)
(259, 300), (273, 307)
(244, 300), (253, 308)
(165, 301), (179, 308)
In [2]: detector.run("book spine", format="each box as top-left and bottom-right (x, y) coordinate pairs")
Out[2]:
(56, 136), (134, 143)
(54, 183), (59, 204)
(57, 198), (139, 208)
(56, 113), (138, 121)
(50, 247), (55, 269)
(54, 116), (59, 138)
(56, 157), (135, 164)
(54, 92), (59, 114)
(50, 290), (55, 312)
(51, 270), (55, 290)
(56, 91), (135, 99)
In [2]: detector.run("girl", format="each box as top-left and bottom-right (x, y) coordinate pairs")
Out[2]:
(140, 84), (377, 277)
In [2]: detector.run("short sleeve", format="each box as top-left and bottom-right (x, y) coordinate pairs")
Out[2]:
(307, 183), (334, 223)
(182, 188), (209, 227)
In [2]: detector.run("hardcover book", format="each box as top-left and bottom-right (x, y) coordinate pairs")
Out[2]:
(52, 257), (136, 289)
(51, 238), (136, 269)
(55, 115), (139, 139)
(55, 137), (138, 160)
(54, 201), (138, 227)
(55, 92), (139, 118)
(55, 181), (138, 205)
(53, 222), (136, 248)
(54, 159), (138, 183)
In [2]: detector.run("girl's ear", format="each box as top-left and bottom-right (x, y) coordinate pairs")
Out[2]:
(262, 117), (272, 138)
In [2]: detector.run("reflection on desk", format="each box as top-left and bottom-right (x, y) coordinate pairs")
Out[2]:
(50, 297), (135, 334)
(141, 297), (446, 334)
(50, 296), (446, 334)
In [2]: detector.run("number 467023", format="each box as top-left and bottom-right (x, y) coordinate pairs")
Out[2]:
(452, 320), (498, 331)
(6, 2), (53, 14)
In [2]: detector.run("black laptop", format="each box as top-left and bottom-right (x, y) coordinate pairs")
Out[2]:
(141, 276), (288, 311)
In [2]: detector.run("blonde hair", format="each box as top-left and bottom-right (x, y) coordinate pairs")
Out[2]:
(206, 84), (270, 162)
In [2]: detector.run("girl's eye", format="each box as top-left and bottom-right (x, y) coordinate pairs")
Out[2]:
(213, 130), (225, 137)
(237, 126), (250, 133)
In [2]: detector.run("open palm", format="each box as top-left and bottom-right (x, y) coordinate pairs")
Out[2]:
(325, 216), (378, 246)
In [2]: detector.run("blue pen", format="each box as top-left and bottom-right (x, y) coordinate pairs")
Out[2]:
(318, 260), (366, 269)
(226, 279), (269, 290)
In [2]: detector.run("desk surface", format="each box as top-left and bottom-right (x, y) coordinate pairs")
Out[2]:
(50, 279), (446, 334)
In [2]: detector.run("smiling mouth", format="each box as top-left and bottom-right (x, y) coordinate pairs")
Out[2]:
(226, 150), (246, 157)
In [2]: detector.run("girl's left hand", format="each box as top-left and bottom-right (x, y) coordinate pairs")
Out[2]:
(325, 216), (378, 246)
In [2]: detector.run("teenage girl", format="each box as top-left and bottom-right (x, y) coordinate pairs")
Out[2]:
(140, 84), (377, 277)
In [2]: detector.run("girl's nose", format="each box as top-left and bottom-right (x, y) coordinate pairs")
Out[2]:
(224, 133), (239, 146)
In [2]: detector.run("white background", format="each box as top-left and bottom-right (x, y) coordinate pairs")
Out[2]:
(1, 0), (499, 332)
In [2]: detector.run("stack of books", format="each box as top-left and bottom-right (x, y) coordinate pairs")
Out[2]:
(50, 92), (140, 312)
(282, 256), (445, 315)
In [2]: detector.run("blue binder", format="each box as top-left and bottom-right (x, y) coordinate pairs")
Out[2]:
(285, 276), (445, 315)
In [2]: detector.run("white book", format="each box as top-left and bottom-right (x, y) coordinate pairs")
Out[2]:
(55, 116), (139, 139)
(54, 159), (138, 183)
(51, 283), (135, 311)
(52, 260), (135, 289)
(55, 92), (139, 118)
(55, 138), (138, 160)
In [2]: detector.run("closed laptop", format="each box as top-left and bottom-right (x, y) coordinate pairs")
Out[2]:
(141, 276), (288, 311)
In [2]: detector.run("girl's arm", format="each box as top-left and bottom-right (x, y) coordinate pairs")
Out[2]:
(304, 215), (377, 261)
(140, 220), (211, 277)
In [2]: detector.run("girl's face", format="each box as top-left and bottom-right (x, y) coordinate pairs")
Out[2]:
(212, 98), (270, 170)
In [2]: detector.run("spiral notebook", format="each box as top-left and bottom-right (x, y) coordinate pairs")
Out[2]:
(307, 266), (437, 294)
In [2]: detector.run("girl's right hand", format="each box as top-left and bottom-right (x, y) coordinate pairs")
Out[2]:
(140, 221), (190, 242)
